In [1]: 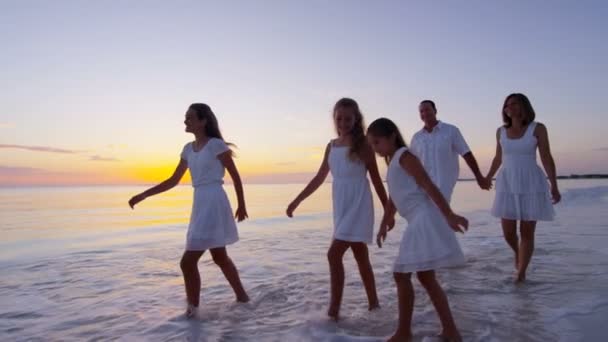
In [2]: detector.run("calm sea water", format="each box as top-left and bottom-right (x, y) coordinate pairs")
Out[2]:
(1, 180), (607, 341)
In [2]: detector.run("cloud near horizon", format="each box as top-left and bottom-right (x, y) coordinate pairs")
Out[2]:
(0, 144), (83, 154)
(90, 155), (120, 162)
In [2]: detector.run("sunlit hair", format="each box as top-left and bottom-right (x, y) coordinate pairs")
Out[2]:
(189, 103), (235, 156)
(333, 98), (366, 161)
(502, 93), (536, 128)
(367, 118), (408, 165)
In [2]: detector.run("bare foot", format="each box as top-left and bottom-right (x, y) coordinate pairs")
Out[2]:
(515, 271), (526, 284)
(368, 301), (380, 311)
(438, 330), (462, 342)
(237, 294), (250, 303)
(387, 330), (412, 342)
(185, 304), (198, 319)
(327, 305), (340, 321)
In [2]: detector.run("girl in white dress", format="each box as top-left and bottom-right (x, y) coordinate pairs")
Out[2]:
(367, 118), (468, 342)
(286, 98), (391, 320)
(129, 103), (249, 317)
(485, 93), (561, 283)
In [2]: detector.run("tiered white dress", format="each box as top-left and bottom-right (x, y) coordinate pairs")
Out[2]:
(328, 143), (374, 244)
(181, 138), (239, 251)
(387, 147), (465, 273)
(491, 122), (555, 221)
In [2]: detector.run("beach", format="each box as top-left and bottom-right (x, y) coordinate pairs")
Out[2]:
(1, 180), (607, 341)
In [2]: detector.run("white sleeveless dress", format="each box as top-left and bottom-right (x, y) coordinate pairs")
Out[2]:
(328, 143), (374, 244)
(491, 122), (555, 221)
(387, 147), (465, 273)
(180, 138), (239, 251)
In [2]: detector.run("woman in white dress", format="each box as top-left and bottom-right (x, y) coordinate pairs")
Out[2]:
(485, 93), (561, 283)
(286, 98), (390, 320)
(367, 118), (468, 342)
(129, 103), (249, 317)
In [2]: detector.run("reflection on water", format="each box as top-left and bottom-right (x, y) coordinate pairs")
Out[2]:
(1, 180), (607, 341)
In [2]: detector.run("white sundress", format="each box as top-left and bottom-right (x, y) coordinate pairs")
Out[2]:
(491, 122), (555, 221)
(328, 142), (374, 244)
(180, 138), (239, 251)
(387, 147), (465, 273)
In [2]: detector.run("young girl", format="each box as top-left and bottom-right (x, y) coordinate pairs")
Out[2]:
(286, 98), (390, 320)
(367, 118), (468, 342)
(485, 93), (560, 283)
(128, 103), (249, 318)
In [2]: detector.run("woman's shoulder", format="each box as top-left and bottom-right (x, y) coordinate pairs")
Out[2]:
(532, 121), (547, 136)
(495, 126), (505, 138)
(181, 141), (193, 150)
(393, 146), (409, 163)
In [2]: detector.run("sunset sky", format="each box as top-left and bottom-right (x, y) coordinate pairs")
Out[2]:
(1, 1), (607, 186)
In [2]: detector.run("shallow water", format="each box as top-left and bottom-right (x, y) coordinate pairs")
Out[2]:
(1, 180), (607, 341)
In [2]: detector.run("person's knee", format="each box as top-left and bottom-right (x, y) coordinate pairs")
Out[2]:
(180, 256), (194, 271)
(393, 272), (411, 284)
(351, 244), (369, 263)
(416, 271), (436, 289)
(212, 253), (230, 267)
(327, 246), (345, 264)
(503, 229), (517, 240)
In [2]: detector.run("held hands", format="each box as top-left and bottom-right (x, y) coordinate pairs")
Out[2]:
(551, 186), (561, 204)
(235, 206), (249, 222)
(286, 199), (300, 218)
(447, 213), (469, 234)
(128, 193), (147, 209)
(477, 176), (492, 190)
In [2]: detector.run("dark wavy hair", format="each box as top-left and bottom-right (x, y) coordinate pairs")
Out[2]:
(333, 98), (366, 161)
(367, 118), (408, 165)
(502, 93), (536, 128)
(189, 103), (235, 155)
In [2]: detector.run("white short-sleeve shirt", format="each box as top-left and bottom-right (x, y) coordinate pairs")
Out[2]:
(409, 121), (470, 202)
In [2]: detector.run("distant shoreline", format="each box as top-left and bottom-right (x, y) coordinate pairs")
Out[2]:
(1, 175), (607, 188)
(459, 174), (608, 181)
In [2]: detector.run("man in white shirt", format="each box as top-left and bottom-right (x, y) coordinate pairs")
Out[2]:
(410, 100), (490, 202)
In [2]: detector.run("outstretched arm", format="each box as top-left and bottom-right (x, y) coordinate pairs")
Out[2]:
(399, 151), (468, 233)
(220, 151), (248, 221)
(129, 159), (188, 208)
(536, 123), (561, 203)
(363, 143), (389, 207)
(286, 143), (331, 217)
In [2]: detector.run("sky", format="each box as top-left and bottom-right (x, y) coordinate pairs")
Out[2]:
(1, 0), (607, 186)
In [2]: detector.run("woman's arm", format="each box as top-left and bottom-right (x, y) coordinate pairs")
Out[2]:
(536, 123), (561, 203)
(220, 151), (248, 221)
(129, 159), (188, 208)
(463, 152), (490, 190)
(286, 143), (331, 217)
(485, 128), (503, 180)
(399, 151), (468, 233)
(363, 143), (389, 207)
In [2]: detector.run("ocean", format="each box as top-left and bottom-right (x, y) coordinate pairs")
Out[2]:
(1, 180), (607, 341)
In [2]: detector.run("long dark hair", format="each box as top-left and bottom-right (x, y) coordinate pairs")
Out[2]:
(333, 98), (366, 161)
(189, 103), (235, 155)
(367, 118), (407, 165)
(502, 93), (536, 128)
